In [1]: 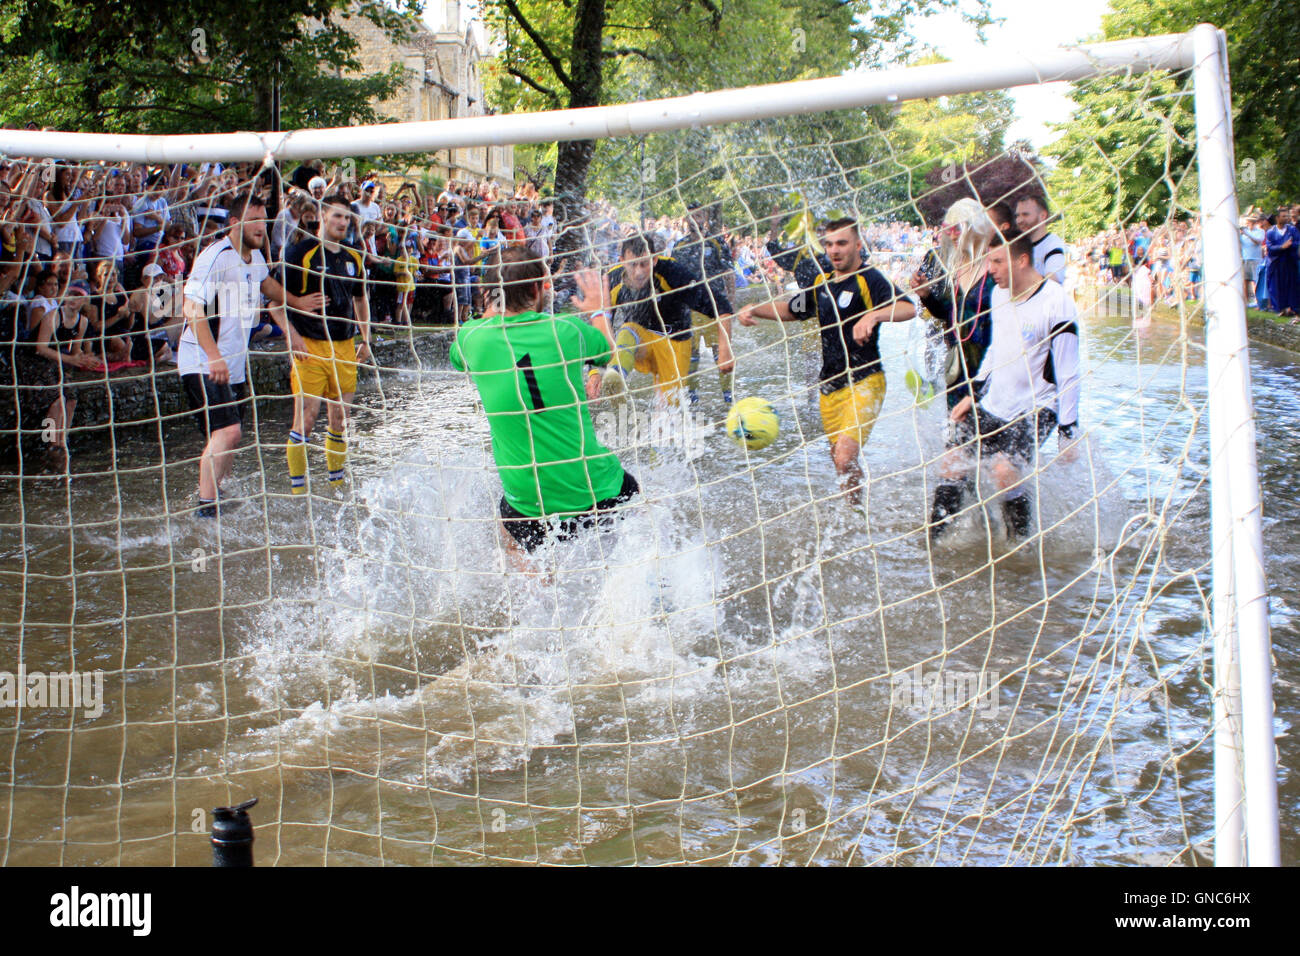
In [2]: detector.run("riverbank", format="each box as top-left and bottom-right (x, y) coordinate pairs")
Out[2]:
(1079, 283), (1300, 355)
(0, 325), (456, 459)
(5, 289), (1298, 462)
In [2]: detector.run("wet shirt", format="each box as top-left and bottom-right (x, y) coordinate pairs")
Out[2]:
(788, 266), (905, 393)
(766, 240), (831, 289)
(450, 310), (625, 518)
(608, 255), (731, 341)
(281, 238), (366, 341)
(674, 230), (734, 303)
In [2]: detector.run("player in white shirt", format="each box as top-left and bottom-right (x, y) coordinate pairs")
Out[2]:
(178, 191), (324, 517)
(928, 230), (1081, 543)
(1015, 194), (1068, 285)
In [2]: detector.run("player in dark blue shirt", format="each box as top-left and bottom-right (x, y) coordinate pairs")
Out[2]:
(739, 218), (915, 504)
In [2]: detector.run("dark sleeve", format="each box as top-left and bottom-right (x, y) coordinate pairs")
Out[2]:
(280, 242), (306, 296)
(785, 282), (816, 320)
(349, 249), (366, 298)
(865, 268), (906, 309)
(715, 238), (734, 270)
(972, 276), (996, 350)
(661, 257), (731, 317)
(766, 239), (798, 272)
(918, 279), (951, 322)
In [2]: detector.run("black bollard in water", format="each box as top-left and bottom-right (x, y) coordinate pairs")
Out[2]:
(211, 797), (258, 867)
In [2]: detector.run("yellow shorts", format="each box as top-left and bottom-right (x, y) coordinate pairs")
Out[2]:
(691, 312), (724, 350)
(624, 322), (692, 397)
(290, 335), (358, 401)
(819, 373), (886, 447)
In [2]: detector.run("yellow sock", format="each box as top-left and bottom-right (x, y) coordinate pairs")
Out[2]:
(287, 430), (308, 495)
(325, 428), (346, 485)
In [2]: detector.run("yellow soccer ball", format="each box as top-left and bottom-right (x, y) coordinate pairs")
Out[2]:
(726, 397), (780, 451)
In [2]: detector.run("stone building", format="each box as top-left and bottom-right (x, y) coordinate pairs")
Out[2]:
(345, 1), (514, 188)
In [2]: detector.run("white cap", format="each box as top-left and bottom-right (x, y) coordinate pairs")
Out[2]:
(307, 176), (327, 192)
(141, 263), (165, 278)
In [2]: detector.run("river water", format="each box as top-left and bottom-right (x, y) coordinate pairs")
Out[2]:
(0, 304), (1295, 865)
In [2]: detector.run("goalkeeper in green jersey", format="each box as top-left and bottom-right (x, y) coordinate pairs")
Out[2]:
(450, 247), (639, 560)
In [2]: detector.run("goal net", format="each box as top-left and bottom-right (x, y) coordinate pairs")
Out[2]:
(0, 26), (1279, 865)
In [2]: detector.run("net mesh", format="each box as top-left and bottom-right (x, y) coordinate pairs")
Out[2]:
(0, 60), (1236, 865)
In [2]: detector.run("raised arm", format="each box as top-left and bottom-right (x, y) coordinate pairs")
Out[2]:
(572, 267), (615, 348)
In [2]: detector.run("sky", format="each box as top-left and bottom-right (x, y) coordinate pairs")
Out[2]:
(426, 0), (1115, 151)
(922, 0), (1115, 148)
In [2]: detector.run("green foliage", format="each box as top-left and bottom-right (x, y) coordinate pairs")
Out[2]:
(0, 0), (422, 134)
(1045, 73), (1197, 240)
(1046, 0), (1299, 236)
(1099, 0), (1299, 197)
(481, 0), (995, 212)
(884, 61), (1016, 179)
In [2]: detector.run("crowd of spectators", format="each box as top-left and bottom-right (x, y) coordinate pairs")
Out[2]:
(24, 148), (1279, 458)
(1071, 204), (1300, 319)
(0, 152), (1026, 455)
(1072, 220), (1204, 310)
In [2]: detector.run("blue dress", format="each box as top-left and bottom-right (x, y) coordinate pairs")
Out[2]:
(1264, 224), (1300, 313)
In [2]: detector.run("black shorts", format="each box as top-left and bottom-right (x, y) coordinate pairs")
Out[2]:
(499, 471), (639, 553)
(182, 373), (248, 437)
(955, 405), (1057, 466)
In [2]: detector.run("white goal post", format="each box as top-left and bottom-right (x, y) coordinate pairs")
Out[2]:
(0, 22), (1278, 866)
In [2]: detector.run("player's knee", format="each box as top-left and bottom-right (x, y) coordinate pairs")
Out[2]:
(938, 453), (966, 481)
(992, 458), (1019, 488)
(832, 438), (859, 470)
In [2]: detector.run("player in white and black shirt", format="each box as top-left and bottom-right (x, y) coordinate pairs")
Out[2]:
(928, 230), (1081, 542)
(178, 191), (324, 517)
(1015, 194), (1068, 284)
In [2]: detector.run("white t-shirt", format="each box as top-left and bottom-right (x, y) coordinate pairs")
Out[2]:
(27, 296), (58, 332)
(28, 200), (54, 257)
(132, 196), (171, 248)
(93, 207), (129, 261)
(525, 223), (551, 258)
(177, 238), (268, 385)
(52, 188), (83, 245)
(1132, 264), (1153, 307)
(1032, 232), (1069, 284)
(353, 200), (382, 224)
(976, 279), (1081, 429)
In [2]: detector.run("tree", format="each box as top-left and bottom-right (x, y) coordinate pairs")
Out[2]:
(0, 0), (421, 135)
(1044, 72), (1196, 240)
(1046, 0), (1299, 230)
(914, 151), (1045, 225)
(481, 0), (994, 233)
(876, 73), (1017, 223)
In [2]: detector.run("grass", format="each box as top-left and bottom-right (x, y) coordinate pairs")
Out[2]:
(1078, 282), (1294, 329)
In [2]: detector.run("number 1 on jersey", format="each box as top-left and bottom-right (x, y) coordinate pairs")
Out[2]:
(516, 353), (545, 409)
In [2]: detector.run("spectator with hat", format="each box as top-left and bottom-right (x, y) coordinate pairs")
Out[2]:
(353, 180), (382, 225)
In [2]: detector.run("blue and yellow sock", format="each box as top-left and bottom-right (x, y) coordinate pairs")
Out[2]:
(287, 430), (308, 495)
(325, 428), (346, 486)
